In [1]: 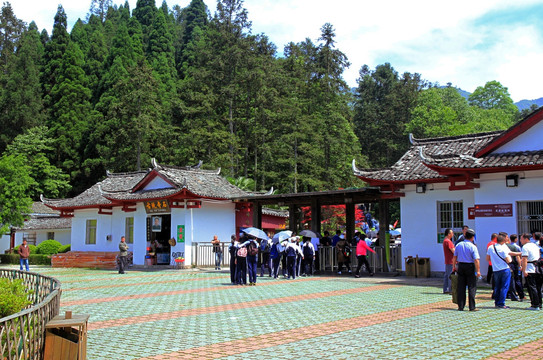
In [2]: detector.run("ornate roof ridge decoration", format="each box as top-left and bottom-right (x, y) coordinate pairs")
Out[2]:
(418, 147), (483, 165)
(408, 130), (503, 146)
(152, 158), (215, 173)
(352, 159), (393, 177)
(106, 169), (149, 177)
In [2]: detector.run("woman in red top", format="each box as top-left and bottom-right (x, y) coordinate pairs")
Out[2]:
(355, 233), (375, 277)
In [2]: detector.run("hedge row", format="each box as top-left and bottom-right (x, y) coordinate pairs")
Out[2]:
(0, 254), (51, 265)
(13, 240), (69, 256)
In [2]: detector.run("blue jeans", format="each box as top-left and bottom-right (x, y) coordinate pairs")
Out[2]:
(214, 252), (223, 269)
(443, 264), (453, 293)
(493, 268), (511, 307)
(247, 255), (257, 283)
(20, 258), (29, 271)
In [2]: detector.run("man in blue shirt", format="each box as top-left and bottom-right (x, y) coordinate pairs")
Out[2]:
(452, 229), (481, 311)
(331, 230), (341, 247)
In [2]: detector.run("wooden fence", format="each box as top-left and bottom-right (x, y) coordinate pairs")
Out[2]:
(0, 269), (61, 360)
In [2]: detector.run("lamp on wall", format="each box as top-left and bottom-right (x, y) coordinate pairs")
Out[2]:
(506, 174), (519, 187)
(416, 183), (426, 194)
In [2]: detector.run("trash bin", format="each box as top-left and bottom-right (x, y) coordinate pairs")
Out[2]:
(416, 257), (431, 277)
(44, 311), (89, 360)
(405, 257), (416, 276)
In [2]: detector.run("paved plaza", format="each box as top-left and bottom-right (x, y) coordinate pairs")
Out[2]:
(12, 266), (543, 359)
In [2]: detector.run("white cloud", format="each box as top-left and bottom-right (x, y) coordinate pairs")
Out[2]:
(10, 0), (543, 101)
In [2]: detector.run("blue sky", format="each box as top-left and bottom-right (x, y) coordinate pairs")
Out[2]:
(13, 0), (543, 102)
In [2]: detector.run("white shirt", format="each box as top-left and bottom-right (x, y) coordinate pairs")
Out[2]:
(486, 243), (511, 272)
(522, 242), (540, 273)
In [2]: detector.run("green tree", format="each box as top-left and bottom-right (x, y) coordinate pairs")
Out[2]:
(42, 5), (70, 111)
(354, 63), (426, 167)
(0, 154), (34, 233)
(94, 60), (162, 172)
(88, 0), (112, 23)
(468, 80), (518, 115)
(0, 21), (45, 151)
(0, 1), (25, 74)
(5, 126), (71, 199)
(48, 40), (99, 188)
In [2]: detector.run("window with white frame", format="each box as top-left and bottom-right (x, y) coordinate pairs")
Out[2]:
(517, 201), (543, 235)
(437, 201), (463, 243)
(125, 217), (134, 244)
(86, 219), (97, 244)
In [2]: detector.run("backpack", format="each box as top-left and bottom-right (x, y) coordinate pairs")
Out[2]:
(286, 245), (296, 257)
(237, 247), (247, 258)
(343, 244), (352, 258)
(303, 243), (314, 259)
(260, 240), (270, 253)
(270, 243), (279, 259)
(247, 242), (259, 256)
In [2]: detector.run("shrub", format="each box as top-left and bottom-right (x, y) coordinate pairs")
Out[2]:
(0, 254), (51, 265)
(36, 240), (62, 255)
(13, 244), (38, 254)
(57, 244), (71, 253)
(0, 278), (33, 317)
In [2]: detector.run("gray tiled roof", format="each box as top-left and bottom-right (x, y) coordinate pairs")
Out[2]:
(42, 161), (253, 209)
(15, 216), (71, 231)
(262, 208), (288, 218)
(353, 131), (503, 183)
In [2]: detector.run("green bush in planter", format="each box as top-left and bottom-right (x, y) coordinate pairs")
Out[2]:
(58, 244), (71, 253)
(13, 244), (38, 254)
(0, 278), (33, 317)
(36, 240), (62, 255)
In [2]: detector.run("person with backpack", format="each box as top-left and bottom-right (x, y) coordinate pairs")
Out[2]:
(302, 237), (315, 276)
(240, 237), (259, 285)
(236, 234), (248, 285)
(285, 237), (304, 279)
(228, 234), (238, 284)
(336, 234), (352, 275)
(270, 240), (283, 278)
(260, 238), (272, 277)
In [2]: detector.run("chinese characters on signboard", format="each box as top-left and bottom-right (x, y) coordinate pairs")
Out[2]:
(177, 225), (185, 243)
(468, 204), (513, 219)
(144, 200), (170, 214)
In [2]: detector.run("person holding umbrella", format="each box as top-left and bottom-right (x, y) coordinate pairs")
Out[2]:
(240, 236), (260, 285)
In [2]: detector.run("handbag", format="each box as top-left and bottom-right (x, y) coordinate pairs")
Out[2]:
(450, 272), (458, 304)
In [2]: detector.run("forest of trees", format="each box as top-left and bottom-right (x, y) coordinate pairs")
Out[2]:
(0, 0), (530, 229)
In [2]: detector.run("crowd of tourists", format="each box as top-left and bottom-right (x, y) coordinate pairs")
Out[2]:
(443, 226), (543, 311)
(213, 229), (377, 286)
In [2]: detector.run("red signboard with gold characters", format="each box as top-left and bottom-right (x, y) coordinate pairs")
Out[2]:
(144, 200), (170, 214)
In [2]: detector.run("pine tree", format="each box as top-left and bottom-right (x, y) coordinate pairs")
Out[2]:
(0, 22), (45, 151)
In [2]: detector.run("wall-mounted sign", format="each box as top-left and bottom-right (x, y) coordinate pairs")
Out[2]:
(177, 225), (185, 243)
(144, 200), (170, 214)
(471, 204), (513, 218)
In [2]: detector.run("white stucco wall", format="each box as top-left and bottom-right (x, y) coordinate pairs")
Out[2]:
(69, 200), (236, 266)
(14, 230), (71, 246)
(0, 234), (9, 253)
(401, 183), (474, 274)
(400, 170), (543, 275)
(491, 120), (543, 154)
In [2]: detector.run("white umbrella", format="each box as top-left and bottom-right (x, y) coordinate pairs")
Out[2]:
(299, 229), (318, 238)
(272, 230), (292, 243)
(242, 227), (269, 240)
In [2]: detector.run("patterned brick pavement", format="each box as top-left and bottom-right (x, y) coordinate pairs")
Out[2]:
(13, 266), (543, 360)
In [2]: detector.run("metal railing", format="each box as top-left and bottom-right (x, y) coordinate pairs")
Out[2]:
(0, 269), (62, 360)
(191, 243), (402, 273)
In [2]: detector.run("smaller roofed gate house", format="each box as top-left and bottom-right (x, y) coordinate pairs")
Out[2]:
(42, 159), (276, 268)
(353, 107), (543, 276)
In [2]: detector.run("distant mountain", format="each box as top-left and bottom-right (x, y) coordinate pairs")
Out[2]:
(444, 86), (542, 111)
(515, 98), (543, 111)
